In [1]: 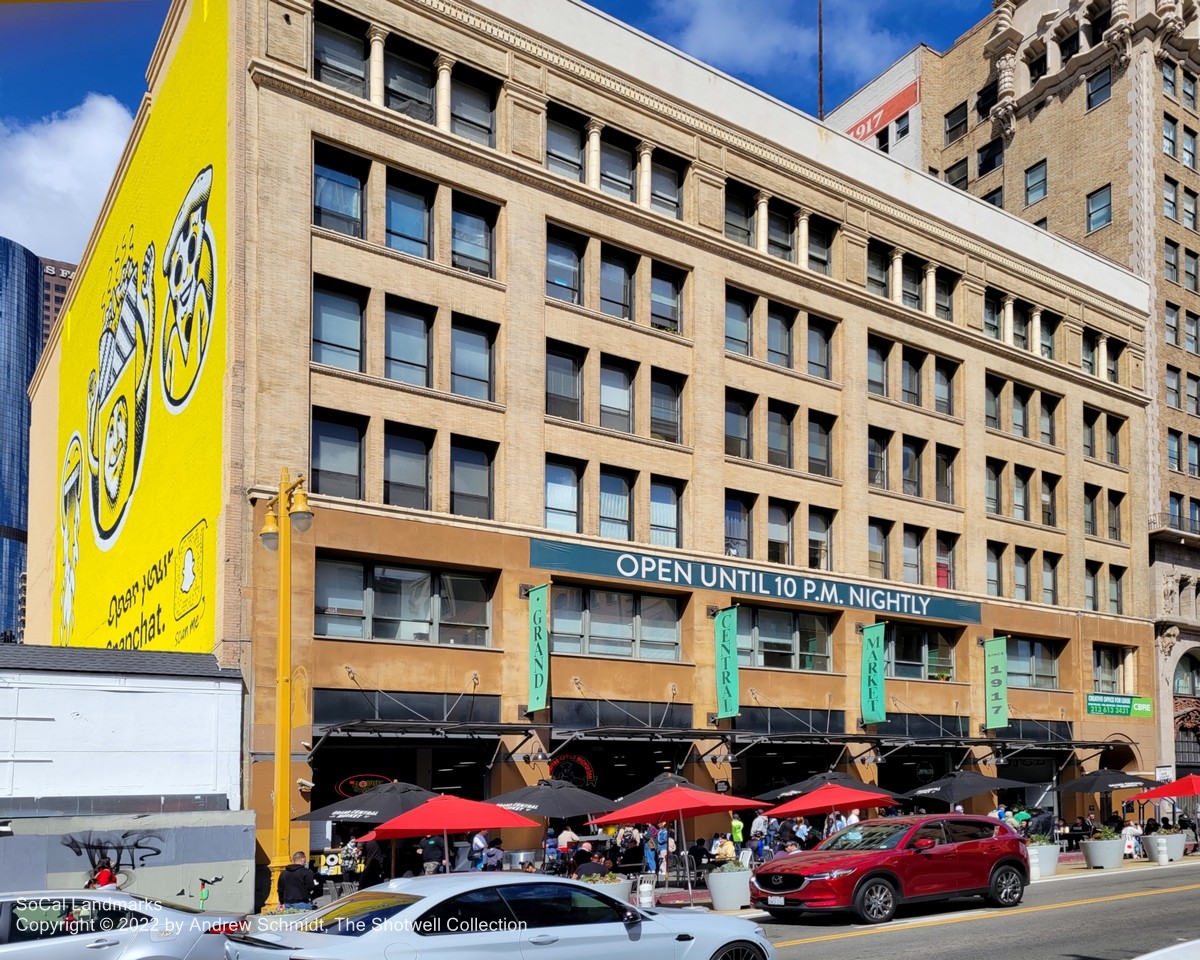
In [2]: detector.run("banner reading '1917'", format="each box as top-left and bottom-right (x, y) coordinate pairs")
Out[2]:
(983, 637), (1009, 729)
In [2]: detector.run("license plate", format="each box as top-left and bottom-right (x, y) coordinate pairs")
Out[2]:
(767, 896), (785, 906)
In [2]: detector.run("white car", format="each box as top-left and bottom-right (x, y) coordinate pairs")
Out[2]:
(1134, 942), (1200, 960)
(226, 874), (775, 960)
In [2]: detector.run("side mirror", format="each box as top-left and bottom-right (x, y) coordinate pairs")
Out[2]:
(913, 837), (937, 851)
(621, 908), (641, 925)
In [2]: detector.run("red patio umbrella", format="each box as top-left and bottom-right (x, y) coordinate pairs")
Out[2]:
(371, 794), (540, 872)
(1126, 773), (1200, 803)
(587, 785), (761, 903)
(765, 781), (899, 820)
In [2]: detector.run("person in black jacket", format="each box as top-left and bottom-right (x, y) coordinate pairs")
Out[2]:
(277, 852), (316, 909)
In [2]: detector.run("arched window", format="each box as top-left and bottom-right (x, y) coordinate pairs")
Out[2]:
(1174, 653), (1200, 695)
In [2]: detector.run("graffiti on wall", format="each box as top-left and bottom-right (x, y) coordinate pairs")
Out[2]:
(61, 829), (165, 875)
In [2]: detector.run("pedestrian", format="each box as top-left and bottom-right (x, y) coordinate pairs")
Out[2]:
(469, 829), (490, 870)
(543, 828), (560, 866)
(482, 837), (505, 871)
(643, 829), (658, 874)
(359, 838), (386, 886)
(713, 833), (737, 864)
(953, 804), (965, 814)
(750, 808), (769, 839)
(730, 811), (745, 845)
(845, 808), (861, 826)
(277, 851), (316, 910)
(418, 834), (444, 875)
(90, 857), (119, 890)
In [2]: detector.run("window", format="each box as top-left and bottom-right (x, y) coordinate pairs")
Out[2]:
(450, 439), (493, 518)
(902, 526), (924, 584)
(1029, 53), (1047, 85)
(986, 542), (1003, 596)
(808, 317), (833, 379)
(901, 260), (923, 311)
(887, 623), (956, 680)
(439, 318), (493, 404)
(451, 196), (495, 277)
(544, 459), (580, 532)
(599, 469), (633, 540)
(546, 228), (584, 303)
(1024, 160), (1047, 205)
(1190, 374), (1200, 414)
(1166, 60), (1179, 96)
(1186, 73), (1196, 108)
(808, 413), (833, 477)
(977, 80), (998, 120)
(945, 101), (968, 144)
(550, 587), (679, 660)
(982, 187), (1004, 207)
(867, 336), (890, 396)
(768, 204), (795, 260)
(1087, 185), (1112, 231)
(767, 403), (794, 468)
(385, 171), (434, 257)
(934, 359), (955, 415)
(902, 349), (923, 405)
(650, 479), (682, 547)
(725, 392), (752, 458)
(314, 14), (366, 96)
(1171, 491), (1184, 525)
(1190, 436), (1199, 475)
(945, 158), (968, 190)
(985, 459), (1001, 514)
(1040, 312), (1058, 359)
(1061, 30), (1080, 62)
(599, 132), (636, 201)
(1013, 465), (1031, 521)
(450, 67), (495, 146)
(936, 533), (956, 589)
(902, 437), (923, 497)
(312, 280), (363, 371)
(314, 143), (366, 237)
(808, 216), (834, 274)
(876, 127), (890, 153)
(1041, 473), (1058, 526)
(736, 606), (832, 672)
(1189, 190), (1198, 229)
(1042, 553), (1060, 604)
(312, 412), (363, 498)
(546, 106), (585, 181)
(1167, 177), (1180, 220)
(725, 184), (755, 246)
(1187, 129), (1200, 171)
(383, 427), (429, 509)
(1168, 366), (1182, 407)
(543, 347), (580, 419)
(384, 299), (430, 386)
(1108, 492), (1123, 540)
(896, 113), (910, 138)
(984, 291), (1002, 340)
(1090, 645), (1124, 694)
(1167, 303), (1181, 345)
(1106, 416), (1122, 464)
(867, 428), (889, 489)
(1085, 562), (1100, 610)
(1087, 66), (1111, 108)
(1166, 114), (1179, 156)
(868, 520), (890, 579)
(600, 360), (634, 432)
(1190, 251), (1200, 292)
(315, 559), (490, 645)
(600, 247), (636, 320)
(808, 508), (833, 570)
(935, 271), (955, 321)
(725, 492), (753, 557)
(383, 40), (434, 120)
(767, 500), (794, 563)
(1007, 636), (1058, 688)
(1188, 313), (1198, 353)
(650, 158), (683, 218)
(725, 291), (752, 354)
(650, 263), (683, 332)
(936, 445), (955, 504)
(767, 304), (794, 368)
(1081, 329), (1097, 374)
(1012, 384), (1030, 438)
(866, 243), (890, 297)
(650, 371), (682, 443)
(978, 138), (1004, 176)
(1109, 566), (1125, 614)
(1082, 408), (1097, 458)
(1040, 394), (1058, 445)
(985, 375), (1002, 428)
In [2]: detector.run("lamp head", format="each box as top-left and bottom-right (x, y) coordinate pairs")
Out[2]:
(259, 507), (280, 551)
(288, 485), (314, 533)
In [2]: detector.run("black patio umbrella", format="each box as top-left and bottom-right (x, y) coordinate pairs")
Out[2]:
(486, 779), (616, 819)
(294, 780), (437, 822)
(755, 770), (861, 802)
(1059, 769), (1161, 795)
(901, 770), (1029, 806)
(615, 772), (700, 805)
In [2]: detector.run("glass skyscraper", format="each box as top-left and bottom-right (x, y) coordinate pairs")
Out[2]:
(0, 237), (43, 640)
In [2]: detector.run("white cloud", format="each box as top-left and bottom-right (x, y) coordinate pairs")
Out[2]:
(0, 94), (132, 263)
(653, 0), (814, 77)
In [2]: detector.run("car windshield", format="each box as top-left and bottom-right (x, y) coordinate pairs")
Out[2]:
(297, 891), (423, 937)
(818, 821), (912, 851)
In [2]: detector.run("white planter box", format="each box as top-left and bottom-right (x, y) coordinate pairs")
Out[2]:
(1029, 844), (1059, 876)
(706, 869), (751, 911)
(1081, 838), (1124, 869)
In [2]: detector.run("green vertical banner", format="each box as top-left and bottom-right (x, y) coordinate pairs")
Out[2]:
(860, 623), (887, 725)
(527, 584), (549, 714)
(983, 636), (1009, 729)
(714, 606), (740, 719)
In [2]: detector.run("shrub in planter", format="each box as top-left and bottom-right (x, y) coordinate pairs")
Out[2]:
(580, 871), (633, 902)
(706, 860), (751, 911)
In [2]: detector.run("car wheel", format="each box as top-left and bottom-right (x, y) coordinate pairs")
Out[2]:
(987, 864), (1025, 908)
(853, 877), (897, 924)
(708, 942), (765, 960)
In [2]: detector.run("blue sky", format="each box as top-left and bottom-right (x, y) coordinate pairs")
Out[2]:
(0, 0), (991, 261)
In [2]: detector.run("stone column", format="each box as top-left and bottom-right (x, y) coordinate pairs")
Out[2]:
(1002, 294), (1015, 345)
(435, 54), (455, 131)
(637, 141), (654, 209)
(890, 248), (905, 303)
(585, 119), (604, 190)
(797, 212), (810, 270)
(923, 262), (938, 316)
(1098, 333), (1109, 379)
(754, 191), (770, 253)
(1030, 307), (1043, 353)
(368, 26), (387, 107)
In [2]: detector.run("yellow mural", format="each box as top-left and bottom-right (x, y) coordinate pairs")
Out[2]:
(54, 0), (226, 653)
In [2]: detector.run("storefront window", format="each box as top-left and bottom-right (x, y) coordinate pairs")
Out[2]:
(549, 587), (680, 660)
(314, 557), (490, 646)
(886, 623), (955, 680)
(1006, 636), (1059, 688)
(735, 606), (832, 672)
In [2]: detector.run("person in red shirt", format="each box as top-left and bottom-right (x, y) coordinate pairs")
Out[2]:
(91, 858), (119, 889)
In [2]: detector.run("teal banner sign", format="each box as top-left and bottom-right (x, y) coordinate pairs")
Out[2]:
(527, 584), (549, 714)
(714, 606), (739, 719)
(529, 540), (981, 623)
(860, 623), (886, 725)
(984, 636), (1008, 729)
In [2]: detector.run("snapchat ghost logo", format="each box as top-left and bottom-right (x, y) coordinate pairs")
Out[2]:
(175, 520), (206, 621)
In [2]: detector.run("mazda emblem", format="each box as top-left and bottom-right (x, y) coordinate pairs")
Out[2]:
(770, 875), (782, 886)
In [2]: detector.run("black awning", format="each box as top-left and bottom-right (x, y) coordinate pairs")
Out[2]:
(312, 720), (535, 739)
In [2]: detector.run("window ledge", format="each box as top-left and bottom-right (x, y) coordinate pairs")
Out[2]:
(545, 296), (695, 346)
(723, 454), (842, 486)
(311, 362), (508, 415)
(725, 350), (843, 392)
(549, 651), (691, 666)
(313, 634), (504, 652)
(546, 415), (694, 454)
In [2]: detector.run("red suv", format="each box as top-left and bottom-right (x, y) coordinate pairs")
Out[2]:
(750, 814), (1028, 924)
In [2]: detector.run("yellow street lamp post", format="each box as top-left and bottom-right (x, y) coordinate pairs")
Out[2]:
(258, 467), (314, 910)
